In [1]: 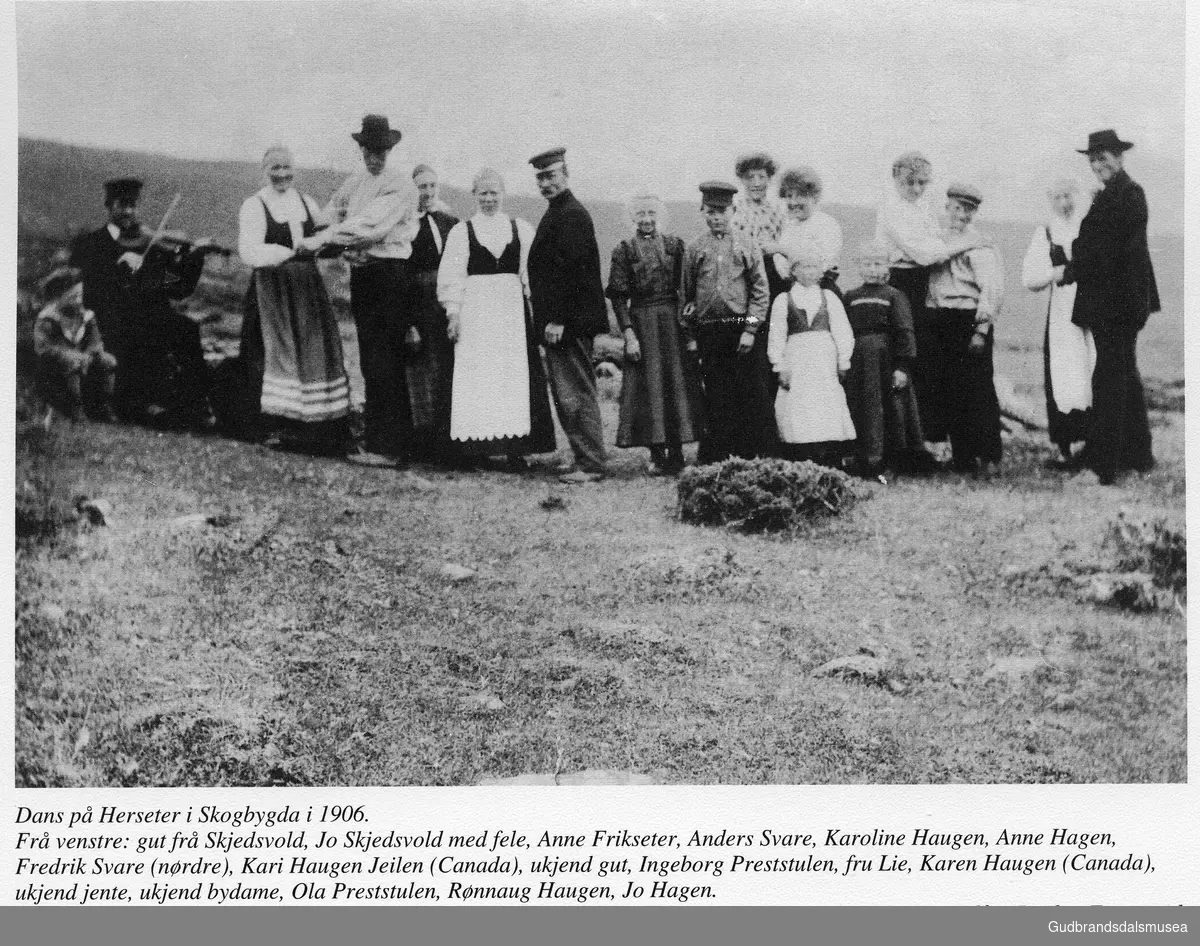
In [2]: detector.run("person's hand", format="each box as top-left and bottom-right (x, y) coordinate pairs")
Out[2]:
(682, 302), (696, 321)
(777, 369), (792, 390)
(118, 251), (143, 274)
(1052, 264), (1067, 285)
(189, 237), (215, 255)
(624, 332), (641, 363)
(891, 369), (909, 390)
(447, 312), (461, 343)
(685, 338), (698, 353)
(544, 322), (565, 347)
(405, 326), (422, 353)
(968, 329), (987, 354)
(737, 331), (755, 355)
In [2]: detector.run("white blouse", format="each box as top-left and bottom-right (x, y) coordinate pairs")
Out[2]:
(772, 210), (844, 278)
(875, 191), (948, 268)
(437, 213), (536, 316)
(768, 284), (854, 373)
(1021, 214), (1081, 291)
(238, 186), (327, 269)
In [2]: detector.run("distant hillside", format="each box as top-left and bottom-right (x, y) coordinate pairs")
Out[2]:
(18, 137), (1184, 382)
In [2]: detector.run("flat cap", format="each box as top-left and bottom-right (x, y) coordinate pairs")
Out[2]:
(945, 181), (983, 209)
(529, 147), (567, 171)
(104, 177), (143, 203)
(698, 180), (739, 207)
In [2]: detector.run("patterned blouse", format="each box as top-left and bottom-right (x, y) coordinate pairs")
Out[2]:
(730, 193), (787, 252)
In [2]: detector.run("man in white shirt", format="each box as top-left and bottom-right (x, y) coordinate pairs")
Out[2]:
(310, 115), (420, 466)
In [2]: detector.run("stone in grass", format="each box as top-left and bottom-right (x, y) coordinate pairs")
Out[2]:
(461, 693), (505, 713)
(479, 769), (660, 786)
(77, 497), (114, 527)
(440, 563), (477, 582)
(811, 652), (889, 685)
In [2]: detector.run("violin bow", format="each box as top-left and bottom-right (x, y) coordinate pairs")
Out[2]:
(138, 192), (182, 264)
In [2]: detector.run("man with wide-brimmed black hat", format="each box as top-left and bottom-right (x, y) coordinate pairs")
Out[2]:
(307, 114), (420, 466)
(69, 176), (216, 429)
(526, 147), (609, 483)
(1061, 129), (1159, 484)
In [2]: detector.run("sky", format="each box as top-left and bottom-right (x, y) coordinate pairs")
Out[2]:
(14, 0), (1186, 230)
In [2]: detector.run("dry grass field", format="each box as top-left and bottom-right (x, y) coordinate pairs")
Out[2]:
(15, 373), (1185, 787)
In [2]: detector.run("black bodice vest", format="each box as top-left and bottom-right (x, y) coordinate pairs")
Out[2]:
(259, 195), (317, 249)
(466, 219), (520, 276)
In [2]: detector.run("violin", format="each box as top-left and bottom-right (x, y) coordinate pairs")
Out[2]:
(115, 225), (234, 259)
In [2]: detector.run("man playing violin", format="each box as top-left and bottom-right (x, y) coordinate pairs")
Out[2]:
(70, 177), (217, 429)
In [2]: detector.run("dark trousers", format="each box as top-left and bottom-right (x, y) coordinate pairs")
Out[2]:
(927, 308), (1002, 466)
(544, 336), (607, 472)
(890, 266), (941, 440)
(695, 322), (773, 465)
(1083, 326), (1153, 476)
(112, 307), (210, 422)
(351, 259), (413, 457)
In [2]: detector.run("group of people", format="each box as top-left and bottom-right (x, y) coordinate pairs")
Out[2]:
(33, 118), (1160, 487)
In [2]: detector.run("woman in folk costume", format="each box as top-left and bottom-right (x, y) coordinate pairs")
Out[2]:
(605, 194), (701, 475)
(768, 249), (856, 463)
(437, 168), (556, 468)
(1020, 178), (1095, 469)
(874, 151), (981, 443)
(238, 144), (351, 454)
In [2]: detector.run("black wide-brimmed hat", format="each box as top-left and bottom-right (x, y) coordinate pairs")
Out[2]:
(1078, 129), (1134, 155)
(351, 114), (402, 150)
(103, 177), (143, 203)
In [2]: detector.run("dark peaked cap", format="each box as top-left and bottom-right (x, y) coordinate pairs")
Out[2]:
(698, 181), (738, 207)
(945, 182), (983, 208)
(529, 147), (567, 170)
(104, 177), (143, 203)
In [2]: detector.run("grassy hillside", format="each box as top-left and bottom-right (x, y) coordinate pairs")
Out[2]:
(18, 137), (1185, 385)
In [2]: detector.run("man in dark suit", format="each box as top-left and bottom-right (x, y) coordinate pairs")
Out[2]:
(69, 177), (215, 429)
(527, 148), (609, 483)
(1063, 130), (1159, 484)
(405, 163), (459, 461)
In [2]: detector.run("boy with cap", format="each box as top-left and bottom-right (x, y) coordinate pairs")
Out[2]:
(680, 181), (772, 464)
(527, 147), (609, 483)
(924, 183), (1005, 474)
(841, 241), (936, 479)
(34, 267), (118, 422)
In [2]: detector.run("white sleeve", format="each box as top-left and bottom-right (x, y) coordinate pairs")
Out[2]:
(1021, 226), (1053, 291)
(825, 290), (855, 372)
(822, 215), (844, 269)
(436, 222), (469, 316)
(517, 218), (535, 297)
(302, 194), (332, 230)
(767, 294), (789, 368)
(237, 197), (294, 268)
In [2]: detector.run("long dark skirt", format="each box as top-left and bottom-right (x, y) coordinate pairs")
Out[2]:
(1043, 306), (1091, 453)
(926, 308), (1002, 466)
(694, 321), (774, 465)
(1080, 326), (1153, 477)
(617, 299), (702, 448)
(890, 265), (945, 441)
(844, 333), (925, 467)
(404, 268), (455, 460)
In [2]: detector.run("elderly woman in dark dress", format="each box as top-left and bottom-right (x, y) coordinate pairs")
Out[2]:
(238, 144), (351, 454)
(606, 194), (701, 475)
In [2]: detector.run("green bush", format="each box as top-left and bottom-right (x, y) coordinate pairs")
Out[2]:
(678, 458), (861, 533)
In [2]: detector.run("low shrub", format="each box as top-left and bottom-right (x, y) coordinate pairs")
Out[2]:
(677, 458), (861, 533)
(1106, 514), (1187, 594)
